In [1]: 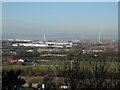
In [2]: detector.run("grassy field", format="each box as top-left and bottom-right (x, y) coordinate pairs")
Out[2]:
(3, 60), (120, 70)
(3, 60), (120, 85)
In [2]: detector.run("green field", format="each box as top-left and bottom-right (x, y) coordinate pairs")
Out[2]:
(3, 60), (120, 70)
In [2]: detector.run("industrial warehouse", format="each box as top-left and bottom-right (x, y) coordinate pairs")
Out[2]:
(12, 34), (78, 48)
(12, 41), (73, 48)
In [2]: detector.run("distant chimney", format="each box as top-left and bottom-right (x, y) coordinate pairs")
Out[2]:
(44, 33), (46, 44)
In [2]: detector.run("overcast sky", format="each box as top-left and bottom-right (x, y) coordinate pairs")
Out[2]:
(2, 2), (118, 40)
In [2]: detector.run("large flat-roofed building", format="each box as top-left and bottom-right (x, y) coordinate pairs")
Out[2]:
(13, 43), (48, 47)
(12, 41), (73, 48)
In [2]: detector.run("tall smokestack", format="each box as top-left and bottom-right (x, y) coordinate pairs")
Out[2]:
(98, 30), (102, 43)
(44, 33), (46, 42)
(44, 33), (46, 44)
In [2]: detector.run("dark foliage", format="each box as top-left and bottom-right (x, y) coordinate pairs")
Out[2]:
(2, 69), (26, 90)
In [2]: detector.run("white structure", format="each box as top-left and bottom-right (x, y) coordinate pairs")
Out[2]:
(18, 59), (25, 62)
(27, 50), (33, 52)
(15, 39), (32, 42)
(13, 43), (48, 47)
(12, 34), (73, 47)
(98, 30), (102, 43)
(60, 86), (69, 89)
(42, 84), (45, 89)
(44, 33), (46, 42)
(13, 41), (72, 48)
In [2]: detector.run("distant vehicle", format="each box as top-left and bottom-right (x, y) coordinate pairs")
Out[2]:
(18, 59), (32, 62)
(18, 59), (25, 62)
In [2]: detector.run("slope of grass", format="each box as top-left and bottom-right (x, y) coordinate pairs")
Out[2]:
(3, 60), (120, 71)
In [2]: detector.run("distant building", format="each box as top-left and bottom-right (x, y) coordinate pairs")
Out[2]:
(92, 50), (104, 52)
(13, 41), (73, 48)
(15, 39), (32, 42)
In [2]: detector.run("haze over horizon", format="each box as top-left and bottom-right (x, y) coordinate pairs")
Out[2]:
(2, 2), (118, 40)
